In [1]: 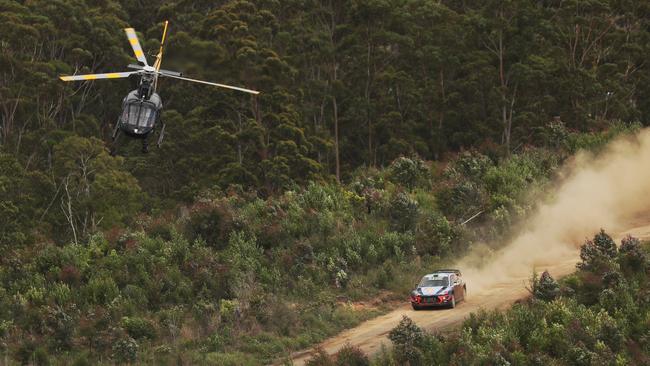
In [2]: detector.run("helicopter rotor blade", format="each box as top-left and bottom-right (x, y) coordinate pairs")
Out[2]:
(59, 71), (137, 82)
(127, 63), (145, 71)
(158, 69), (182, 77)
(124, 28), (149, 66)
(153, 20), (169, 72)
(157, 73), (260, 95)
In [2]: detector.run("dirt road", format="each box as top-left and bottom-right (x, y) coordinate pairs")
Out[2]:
(288, 218), (650, 365)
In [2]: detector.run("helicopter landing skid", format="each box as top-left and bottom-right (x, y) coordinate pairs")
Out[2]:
(157, 121), (165, 148)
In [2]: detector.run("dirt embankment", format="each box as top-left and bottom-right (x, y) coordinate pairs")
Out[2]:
(289, 130), (650, 365)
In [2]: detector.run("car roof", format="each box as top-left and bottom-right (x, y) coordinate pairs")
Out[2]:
(422, 272), (451, 279)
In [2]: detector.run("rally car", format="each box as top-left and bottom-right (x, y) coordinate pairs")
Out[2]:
(410, 269), (466, 310)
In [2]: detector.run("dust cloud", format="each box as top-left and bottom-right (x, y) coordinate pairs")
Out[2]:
(457, 128), (650, 291)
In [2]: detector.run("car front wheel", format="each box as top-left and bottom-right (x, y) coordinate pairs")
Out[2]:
(450, 295), (456, 309)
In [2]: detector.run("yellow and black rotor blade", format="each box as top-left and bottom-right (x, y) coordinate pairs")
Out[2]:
(124, 28), (149, 66)
(59, 71), (137, 82)
(154, 20), (169, 71)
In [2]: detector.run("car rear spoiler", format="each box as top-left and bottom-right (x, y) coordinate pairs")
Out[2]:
(434, 269), (462, 275)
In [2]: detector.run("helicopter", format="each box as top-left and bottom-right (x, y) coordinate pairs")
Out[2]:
(59, 21), (260, 154)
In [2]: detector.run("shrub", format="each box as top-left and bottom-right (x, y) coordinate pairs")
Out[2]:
(539, 120), (569, 150)
(388, 316), (424, 365)
(185, 202), (232, 249)
(71, 352), (92, 366)
(388, 192), (418, 232)
(219, 299), (241, 323)
(387, 156), (429, 190)
(223, 231), (262, 276)
(46, 305), (75, 351)
(577, 230), (617, 271)
(84, 275), (119, 305)
(435, 181), (486, 220)
(335, 343), (369, 366)
(532, 271), (560, 302)
(112, 336), (138, 364)
(122, 285), (148, 308)
(121, 316), (156, 340)
(306, 348), (335, 366)
(446, 151), (494, 182)
(15, 342), (50, 366)
(254, 297), (298, 337)
(415, 212), (454, 256)
(618, 235), (646, 272)
(50, 282), (72, 306)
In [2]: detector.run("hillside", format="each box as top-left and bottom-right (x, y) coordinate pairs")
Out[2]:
(1, 0), (650, 365)
(306, 229), (650, 365)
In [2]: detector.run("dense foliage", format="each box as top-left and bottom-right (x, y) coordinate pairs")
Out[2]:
(319, 230), (650, 365)
(1, 0), (649, 201)
(2, 0), (650, 364)
(0, 149), (571, 364)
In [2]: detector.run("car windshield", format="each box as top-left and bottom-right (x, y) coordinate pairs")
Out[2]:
(419, 277), (449, 287)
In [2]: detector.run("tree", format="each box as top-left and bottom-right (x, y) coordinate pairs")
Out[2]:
(618, 235), (646, 273)
(389, 316), (424, 365)
(531, 270), (560, 302)
(0, 154), (29, 246)
(53, 136), (141, 242)
(577, 229), (617, 271)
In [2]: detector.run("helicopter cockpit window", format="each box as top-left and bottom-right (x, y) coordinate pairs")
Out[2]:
(122, 101), (157, 129)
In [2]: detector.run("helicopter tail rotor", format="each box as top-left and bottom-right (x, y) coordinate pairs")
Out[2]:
(124, 28), (149, 66)
(59, 71), (137, 82)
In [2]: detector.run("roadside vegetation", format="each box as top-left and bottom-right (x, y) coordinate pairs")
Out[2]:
(1, 124), (641, 365)
(313, 230), (650, 365)
(0, 147), (549, 365)
(2, 0), (650, 364)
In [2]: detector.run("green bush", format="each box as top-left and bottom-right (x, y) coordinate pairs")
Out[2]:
(83, 275), (120, 305)
(578, 230), (617, 271)
(388, 192), (418, 232)
(618, 235), (646, 273)
(306, 348), (335, 366)
(388, 316), (424, 365)
(122, 316), (156, 340)
(335, 343), (369, 366)
(531, 271), (560, 302)
(112, 336), (138, 364)
(387, 156), (429, 190)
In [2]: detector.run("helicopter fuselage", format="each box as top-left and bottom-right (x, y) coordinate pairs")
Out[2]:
(118, 89), (163, 138)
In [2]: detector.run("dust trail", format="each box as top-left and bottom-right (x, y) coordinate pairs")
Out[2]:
(459, 129), (650, 291)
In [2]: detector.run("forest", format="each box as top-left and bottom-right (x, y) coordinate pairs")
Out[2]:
(1, 0), (650, 364)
